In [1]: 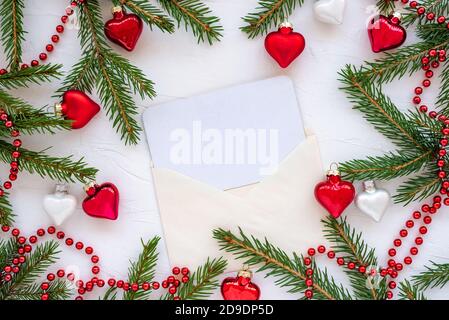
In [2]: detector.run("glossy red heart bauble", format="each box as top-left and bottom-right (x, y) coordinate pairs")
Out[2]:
(314, 175), (355, 218)
(221, 276), (260, 300)
(265, 26), (306, 68)
(82, 183), (119, 220)
(104, 9), (143, 51)
(368, 15), (406, 53)
(60, 90), (100, 129)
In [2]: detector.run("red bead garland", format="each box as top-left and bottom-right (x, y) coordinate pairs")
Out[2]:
(301, 0), (449, 300)
(0, 224), (191, 300)
(0, 1), (82, 73)
(0, 110), (21, 197)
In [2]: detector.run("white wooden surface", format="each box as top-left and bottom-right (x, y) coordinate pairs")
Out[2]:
(4, 0), (448, 299)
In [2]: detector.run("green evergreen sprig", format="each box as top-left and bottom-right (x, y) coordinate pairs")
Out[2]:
(163, 257), (227, 300)
(241, 0), (304, 39)
(0, 64), (63, 89)
(361, 40), (445, 83)
(402, 0), (449, 26)
(322, 217), (386, 300)
(117, 0), (175, 33)
(413, 261), (449, 290)
(0, 240), (70, 300)
(0, 195), (13, 226)
(103, 237), (225, 300)
(0, 140), (97, 183)
(213, 228), (352, 300)
(398, 280), (427, 300)
(376, 0), (396, 15)
(339, 66), (430, 152)
(158, 0), (223, 44)
(0, 0), (25, 71)
(59, 0), (157, 144)
(338, 65), (449, 204)
(124, 237), (160, 300)
(394, 170), (440, 204)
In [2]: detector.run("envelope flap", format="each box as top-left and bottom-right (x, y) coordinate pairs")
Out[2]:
(152, 136), (328, 271)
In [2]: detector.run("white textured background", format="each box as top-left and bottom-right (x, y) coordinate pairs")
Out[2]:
(3, 0), (448, 299)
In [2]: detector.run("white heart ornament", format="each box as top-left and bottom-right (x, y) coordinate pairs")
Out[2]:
(355, 181), (390, 222)
(313, 0), (346, 25)
(43, 184), (77, 226)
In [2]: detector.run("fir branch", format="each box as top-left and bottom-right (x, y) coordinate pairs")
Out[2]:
(78, 0), (109, 51)
(8, 280), (70, 300)
(376, 0), (396, 15)
(360, 41), (447, 83)
(0, 193), (14, 226)
(214, 228), (352, 300)
(398, 280), (427, 300)
(5, 114), (70, 136)
(322, 217), (386, 300)
(0, 89), (45, 115)
(164, 257), (227, 300)
(0, 92), (69, 135)
(408, 109), (442, 139)
(437, 57), (449, 112)
(55, 53), (98, 95)
(0, 238), (19, 267)
(103, 287), (118, 300)
(118, 0), (175, 33)
(403, 0), (449, 26)
(74, 0), (144, 144)
(241, 0), (304, 38)
(413, 261), (449, 290)
(417, 23), (449, 44)
(124, 237), (160, 300)
(0, 140), (97, 183)
(0, 241), (60, 300)
(340, 151), (432, 181)
(0, 64), (63, 89)
(0, 0), (25, 71)
(96, 55), (141, 144)
(104, 51), (156, 100)
(339, 65), (429, 152)
(157, 0), (223, 44)
(394, 171), (440, 204)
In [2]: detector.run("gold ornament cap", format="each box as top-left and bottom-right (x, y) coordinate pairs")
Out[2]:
(238, 266), (252, 279)
(84, 181), (97, 193)
(112, 6), (123, 14)
(326, 162), (340, 176)
(280, 21), (293, 29)
(54, 103), (63, 117)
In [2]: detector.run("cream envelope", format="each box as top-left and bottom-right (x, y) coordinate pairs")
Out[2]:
(151, 134), (327, 271)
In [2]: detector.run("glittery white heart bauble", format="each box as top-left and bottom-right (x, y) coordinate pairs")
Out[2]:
(355, 181), (390, 222)
(43, 184), (77, 226)
(313, 0), (346, 25)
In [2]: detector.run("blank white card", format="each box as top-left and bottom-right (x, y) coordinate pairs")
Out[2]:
(142, 76), (305, 190)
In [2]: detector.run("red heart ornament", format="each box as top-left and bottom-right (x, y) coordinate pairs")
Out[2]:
(368, 15), (406, 53)
(265, 25), (306, 68)
(59, 90), (100, 129)
(221, 275), (260, 300)
(82, 183), (119, 220)
(314, 174), (355, 218)
(104, 7), (143, 52)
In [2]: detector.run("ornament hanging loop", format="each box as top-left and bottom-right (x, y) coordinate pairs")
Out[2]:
(327, 162), (340, 176)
